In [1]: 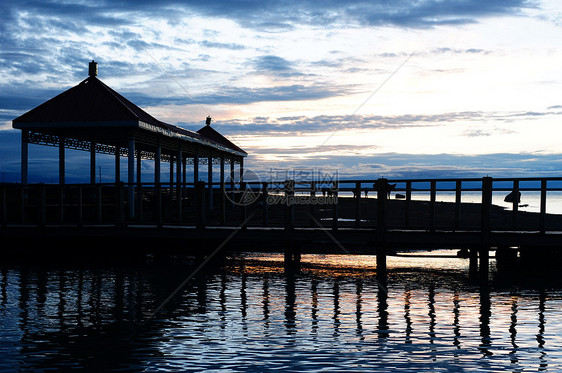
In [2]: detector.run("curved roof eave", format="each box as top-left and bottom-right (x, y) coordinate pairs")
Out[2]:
(139, 121), (247, 158)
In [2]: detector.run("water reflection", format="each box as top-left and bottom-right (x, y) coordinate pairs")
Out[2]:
(0, 257), (561, 371)
(355, 279), (363, 340)
(479, 286), (492, 356)
(377, 284), (388, 339)
(404, 289), (413, 344)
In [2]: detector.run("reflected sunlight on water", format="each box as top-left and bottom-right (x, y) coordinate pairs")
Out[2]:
(1, 253), (561, 372)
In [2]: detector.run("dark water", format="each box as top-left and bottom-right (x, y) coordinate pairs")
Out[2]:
(1, 252), (560, 372)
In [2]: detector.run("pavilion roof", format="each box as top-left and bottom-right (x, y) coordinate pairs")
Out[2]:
(12, 65), (246, 158)
(197, 123), (245, 155)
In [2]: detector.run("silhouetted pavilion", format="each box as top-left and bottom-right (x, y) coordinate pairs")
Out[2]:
(12, 60), (246, 217)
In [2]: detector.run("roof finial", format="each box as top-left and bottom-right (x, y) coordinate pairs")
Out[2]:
(206, 116), (212, 126)
(89, 60), (98, 77)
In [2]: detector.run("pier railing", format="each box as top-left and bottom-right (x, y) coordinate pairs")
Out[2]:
(1, 176), (562, 232)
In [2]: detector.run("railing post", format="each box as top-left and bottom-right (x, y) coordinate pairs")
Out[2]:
(481, 177), (492, 234)
(430, 180), (436, 232)
(454, 180), (462, 229)
(405, 181), (411, 227)
(332, 181), (339, 232)
(219, 181), (226, 225)
(284, 180), (294, 231)
(240, 182), (248, 229)
(512, 180), (519, 229)
(262, 182), (269, 226)
(540, 179), (547, 234)
(309, 181), (316, 227)
(355, 181), (361, 228)
(480, 176), (493, 281)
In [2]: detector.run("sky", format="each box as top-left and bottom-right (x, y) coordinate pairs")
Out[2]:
(1, 0), (562, 183)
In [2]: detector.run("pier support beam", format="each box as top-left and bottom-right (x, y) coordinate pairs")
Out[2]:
(284, 245), (301, 272)
(479, 246), (490, 280)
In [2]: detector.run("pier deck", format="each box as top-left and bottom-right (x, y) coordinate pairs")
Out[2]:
(3, 176), (562, 280)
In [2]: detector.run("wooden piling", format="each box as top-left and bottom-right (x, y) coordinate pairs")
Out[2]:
(375, 178), (389, 282)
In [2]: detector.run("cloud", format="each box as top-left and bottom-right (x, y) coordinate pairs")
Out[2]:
(252, 55), (305, 77)
(1, 1), (536, 43)
(124, 83), (349, 108)
(198, 40), (246, 50)
(202, 109), (561, 137)
(246, 151), (562, 180)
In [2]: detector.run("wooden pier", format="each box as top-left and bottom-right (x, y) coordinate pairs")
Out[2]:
(7, 62), (562, 282)
(2, 176), (562, 282)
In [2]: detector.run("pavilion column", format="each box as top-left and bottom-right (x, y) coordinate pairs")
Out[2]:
(136, 148), (142, 221)
(155, 144), (161, 186)
(169, 155), (174, 188)
(21, 131), (28, 185)
(154, 144), (162, 226)
(115, 146), (121, 183)
(193, 152), (199, 206)
(127, 138), (135, 219)
(208, 155), (213, 210)
(176, 147), (182, 197)
(58, 136), (65, 185)
(230, 158), (235, 206)
(239, 157), (244, 182)
(182, 156), (187, 197)
(220, 156), (225, 223)
(136, 149), (142, 185)
(194, 152), (199, 182)
(90, 141), (96, 184)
